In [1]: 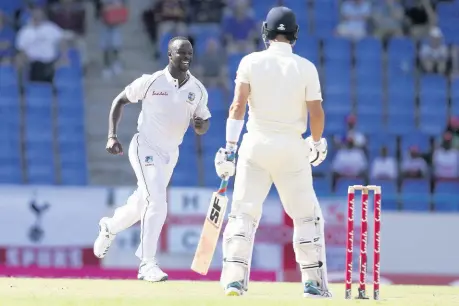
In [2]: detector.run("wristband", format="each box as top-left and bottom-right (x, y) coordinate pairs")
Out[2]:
(226, 118), (244, 144)
(108, 134), (118, 139)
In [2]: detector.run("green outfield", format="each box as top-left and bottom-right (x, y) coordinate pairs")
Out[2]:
(1, 278), (458, 306)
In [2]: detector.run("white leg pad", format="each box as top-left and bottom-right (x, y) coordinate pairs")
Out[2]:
(293, 216), (328, 290)
(221, 214), (258, 291)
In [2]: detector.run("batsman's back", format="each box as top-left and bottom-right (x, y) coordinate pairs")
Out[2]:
(238, 44), (320, 136)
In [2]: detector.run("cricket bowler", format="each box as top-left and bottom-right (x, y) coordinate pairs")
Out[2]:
(214, 7), (331, 297)
(93, 37), (211, 282)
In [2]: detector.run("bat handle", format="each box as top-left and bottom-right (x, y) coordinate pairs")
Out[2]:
(217, 151), (235, 195)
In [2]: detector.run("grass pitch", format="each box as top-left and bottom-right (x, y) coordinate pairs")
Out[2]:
(1, 278), (458, 306)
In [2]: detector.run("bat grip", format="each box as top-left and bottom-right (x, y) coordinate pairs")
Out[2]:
(217, 151), (235, 195)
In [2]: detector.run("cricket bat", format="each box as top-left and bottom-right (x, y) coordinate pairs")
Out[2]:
(191, 177), (231, 275)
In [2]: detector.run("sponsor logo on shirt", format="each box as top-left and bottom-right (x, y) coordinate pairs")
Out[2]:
(186, 92), (195, 104)
(145, 156), (154, 166)
(152, 91), (168, 96)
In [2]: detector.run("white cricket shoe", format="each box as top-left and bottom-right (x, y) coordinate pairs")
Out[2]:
(138, 260), (168, 282)
(93, 217), (115, 258)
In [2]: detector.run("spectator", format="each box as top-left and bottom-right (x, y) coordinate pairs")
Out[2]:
(16, 7), (67, 83)
(333, 114), (367, 150)
(451, 44), (459, 78)
(433, 132), (459, 180)
(189, 0), (225, 23)
(0, 11), (15, 65)
(49, 0), (87, 68)
(401, 146), (429, 178)
(97, 0), (128, 79)
(419, 27), (449, 74)
(336, 0), (371, 41)
(371, 0), (405, 40)
(153, 0), (187, 39)
(221, 0), (257, 54)
(370, 146), (398, 180)
(444, 116), (459, 149)
(195, 38), (228, 92)
(332, 138), (368, 181)
(403, 0), (436, 40)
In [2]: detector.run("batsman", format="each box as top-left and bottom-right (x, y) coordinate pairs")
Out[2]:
(214, 6), (330, 297)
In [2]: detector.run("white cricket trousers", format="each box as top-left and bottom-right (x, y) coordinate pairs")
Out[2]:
(224, 131), (328, 286)
(232, 132), (318, 219)
(106, 133), (178, 260)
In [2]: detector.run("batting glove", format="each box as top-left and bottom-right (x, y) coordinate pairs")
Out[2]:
(214, 144), (236, 179)
(306, 136), (328, 167)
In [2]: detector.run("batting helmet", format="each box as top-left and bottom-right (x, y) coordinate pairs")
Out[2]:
(262, 6), (299, 46)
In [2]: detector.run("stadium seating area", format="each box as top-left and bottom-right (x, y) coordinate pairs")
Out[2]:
(0, 0), (87, 185)
(171, 0), (459, 212)
(1, 0), (458, 212)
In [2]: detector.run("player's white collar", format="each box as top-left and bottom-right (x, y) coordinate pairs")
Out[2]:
(163, 66), (192, 85)
(268, 41), (292, 53)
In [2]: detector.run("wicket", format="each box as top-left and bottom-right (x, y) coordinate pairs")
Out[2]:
(345, 185), (381, 300)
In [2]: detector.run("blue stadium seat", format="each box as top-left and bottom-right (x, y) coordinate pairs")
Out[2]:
(355, 114), (384, 134)
(432, 194), (459, 212)
(356, 91), (383, 114)
(452, 78), (459, 100)
(25, 123), (53, 142)
(371, 179), (397, 195)
(0, 1), (21, 15)
(420, 75), (447, 93)
(180, 129), (197, 152)
(355, 38), (383, 61)
(381, 195), (399, 211)
(295, 36), (319, 64)
(54, 66), (82, 90)
(60, 166), (87, 185)
(26, 139), (56, 184)
(252, 0), (279, 20)
(324, 113), (347, 134)
(172, 147), (199, 186)
(227, 53), (245, 80)
(435, 180), (459, 193)
(0, 66), (19, 88)
(400, 132), (430, 153)
(202, 152), (220, 187)
(386, 113), (416, 135)
(26, 82), (53, 97)
(0, 164), (22, 183)
(419, 112), (447, 136)
(313, 177), (332, 195)
(323, 38), (351, 61)
(367, 134), (397, 156)
(387, 38), (416, 68)
(387, 98), (415, 115)
(207, 87), (227, 112)
(387, 75), (415, 98)
(419, 99), (448, 115)
(401, 178), (430, 194)
(401, 196), (431, 211)
(59, 142), (87, 166)
(335, 178), (365, 195)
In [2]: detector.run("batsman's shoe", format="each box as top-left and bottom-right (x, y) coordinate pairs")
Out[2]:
(303, 281), (333, 298)
(225, 281), (244, 296)
(138, 260), (168, 282)
(93, 217), (115, 258)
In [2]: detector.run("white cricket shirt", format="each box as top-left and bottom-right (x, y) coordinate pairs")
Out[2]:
(235, 41), (322, 135)
(125, 67), (211, 153)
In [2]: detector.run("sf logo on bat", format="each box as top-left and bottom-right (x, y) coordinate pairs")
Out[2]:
(207, 196), (223, 228)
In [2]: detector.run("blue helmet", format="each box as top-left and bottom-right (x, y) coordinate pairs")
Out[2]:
(262, 6), (299, 46)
